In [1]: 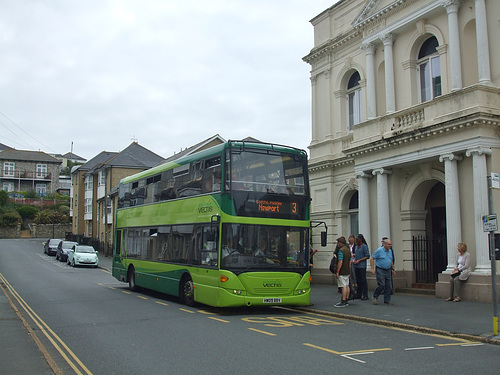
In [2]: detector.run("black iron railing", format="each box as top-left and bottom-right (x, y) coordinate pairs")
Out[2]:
(412, 234), (447, 283)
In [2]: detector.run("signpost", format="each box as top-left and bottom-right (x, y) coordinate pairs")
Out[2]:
(487, 173), (499, 337)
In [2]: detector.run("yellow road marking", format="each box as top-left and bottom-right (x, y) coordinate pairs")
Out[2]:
(208, 317), (230, 323)
(179, 308), (195, 313)
(198, 310), (216, 315)
(248, 328), (277, 336)
(303, 343), (391, 355)
(155, 301), (169, 306)
(122, 291), (131, 294)
(137, 296), (148, 300)
(0, 273), (93, 375)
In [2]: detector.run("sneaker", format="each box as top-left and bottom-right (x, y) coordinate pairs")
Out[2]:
(334, 302), (347, 308)
(384, 301), (394, 305)
(361, 296), (369, 301)
(372, 297), (378, 305)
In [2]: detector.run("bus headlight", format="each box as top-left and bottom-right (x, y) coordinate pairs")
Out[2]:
(233, 290), (242, 295)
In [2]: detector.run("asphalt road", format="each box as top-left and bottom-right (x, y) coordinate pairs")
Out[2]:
(1, 238), (500, 374)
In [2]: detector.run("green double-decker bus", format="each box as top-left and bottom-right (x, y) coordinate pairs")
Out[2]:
(112, 140), (321, 307)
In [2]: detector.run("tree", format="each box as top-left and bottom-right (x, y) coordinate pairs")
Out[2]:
(0, 190), (8, 207)
(0, 211), (22, 227)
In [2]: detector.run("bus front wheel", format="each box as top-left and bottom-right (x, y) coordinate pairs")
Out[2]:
(128, 267), (137, 291)
(180, 276), (195, 307)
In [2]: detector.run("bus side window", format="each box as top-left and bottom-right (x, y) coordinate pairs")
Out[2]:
(115, 230), (122, 256)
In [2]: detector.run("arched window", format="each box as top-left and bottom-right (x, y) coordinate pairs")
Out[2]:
(418, 36), (441, 102)
(348, 191), (359, 236)
(347, 71), (362, 130)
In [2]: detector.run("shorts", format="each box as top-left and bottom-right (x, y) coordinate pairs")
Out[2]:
(337, 275), (349, 288)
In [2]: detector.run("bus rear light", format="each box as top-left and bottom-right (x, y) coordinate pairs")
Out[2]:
(309, 276), (312, 282)
(220, 275), (229, 282)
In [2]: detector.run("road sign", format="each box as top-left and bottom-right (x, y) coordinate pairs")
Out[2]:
(491, 173), (500, 189)
(483, 214), (498, 232)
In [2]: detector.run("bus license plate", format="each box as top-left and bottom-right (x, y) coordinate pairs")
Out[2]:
(263, 298), (282, 304)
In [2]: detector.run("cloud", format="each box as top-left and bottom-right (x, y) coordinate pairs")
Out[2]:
(0, 0), (336, 159)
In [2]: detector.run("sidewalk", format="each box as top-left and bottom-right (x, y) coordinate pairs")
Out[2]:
(96, 255), (500, 343)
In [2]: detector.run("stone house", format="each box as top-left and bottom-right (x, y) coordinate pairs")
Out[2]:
(0, 149), (61, 196)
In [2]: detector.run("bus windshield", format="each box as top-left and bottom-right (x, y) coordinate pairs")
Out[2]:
(220, 223), (309, 274)
(228, 148), (307, 196)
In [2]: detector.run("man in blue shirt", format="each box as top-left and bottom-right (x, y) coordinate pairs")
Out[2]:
(370, 238), (396, 305)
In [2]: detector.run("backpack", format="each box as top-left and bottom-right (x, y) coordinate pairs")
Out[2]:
(329, 256), (337, 273)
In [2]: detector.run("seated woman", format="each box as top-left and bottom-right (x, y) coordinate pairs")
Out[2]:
(445, 242), (471, 302)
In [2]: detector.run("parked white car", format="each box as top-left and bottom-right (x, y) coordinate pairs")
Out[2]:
(67, 245), (99, 268)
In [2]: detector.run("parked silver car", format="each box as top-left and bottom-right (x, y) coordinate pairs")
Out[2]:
(67, 245), (99, 268)
(44, 239), (62, 256)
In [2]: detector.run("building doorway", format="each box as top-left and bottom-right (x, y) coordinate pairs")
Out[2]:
(412, 182), (447, 283)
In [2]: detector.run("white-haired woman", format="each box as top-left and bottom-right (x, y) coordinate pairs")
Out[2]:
(445, 242), (471, 302)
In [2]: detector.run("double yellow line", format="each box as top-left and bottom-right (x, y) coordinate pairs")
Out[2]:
(0, 273), (92, 375)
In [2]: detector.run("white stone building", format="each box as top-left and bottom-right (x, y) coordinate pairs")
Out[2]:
(303, 0), (499, 301)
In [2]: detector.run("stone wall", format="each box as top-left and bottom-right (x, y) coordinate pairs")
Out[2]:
(0, 224), (21, 238)
(31, 223), (72, 239)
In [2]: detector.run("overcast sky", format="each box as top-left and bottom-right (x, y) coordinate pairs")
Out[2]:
(0, 1), (337, 161)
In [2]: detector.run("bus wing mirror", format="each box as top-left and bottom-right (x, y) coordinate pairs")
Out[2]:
(311, 220), (328, 247)
(321, 231), (327, 247)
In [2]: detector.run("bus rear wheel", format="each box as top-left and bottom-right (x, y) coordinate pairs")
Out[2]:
(128, 267), (137, 291)
(181, 276), (195, 307)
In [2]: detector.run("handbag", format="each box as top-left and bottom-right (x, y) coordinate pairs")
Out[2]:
(451, 270), (461, 278)
(329, 257), (337, 273)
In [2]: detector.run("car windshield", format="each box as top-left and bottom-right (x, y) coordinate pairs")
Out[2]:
(76, 246), (95, 253)
(50, 239), (62, 246)
(62, 242), (78, 249)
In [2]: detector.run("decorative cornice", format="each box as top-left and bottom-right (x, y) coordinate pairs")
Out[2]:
(344, 113), (499, 159)
(352, 0), (418, 30)
(303, 30), (362, 65)
(308, 155), (355, 173)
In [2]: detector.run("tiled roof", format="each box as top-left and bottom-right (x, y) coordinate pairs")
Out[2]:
(159, 134), (226, 165)
(75, 151), (118, 173)
(102, 142), (163, 169)
(0, 149), (61, 163)
(61, 152), (86, 161)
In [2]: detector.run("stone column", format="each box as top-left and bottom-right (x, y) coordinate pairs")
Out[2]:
(474, 0), (492, 84)
(443, 0), (463, 91)
(372, 168), (392, 242)
(439, 153), (463, 270)
(466, 147), (491, 273)
(356, 171), (372, 248)
(380, 34), (396, 114)
(310, 75), (318, 143)
(361, 42), (377, 119)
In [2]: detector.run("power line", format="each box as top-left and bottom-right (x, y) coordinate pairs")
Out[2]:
(0, 111), (56, 153)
